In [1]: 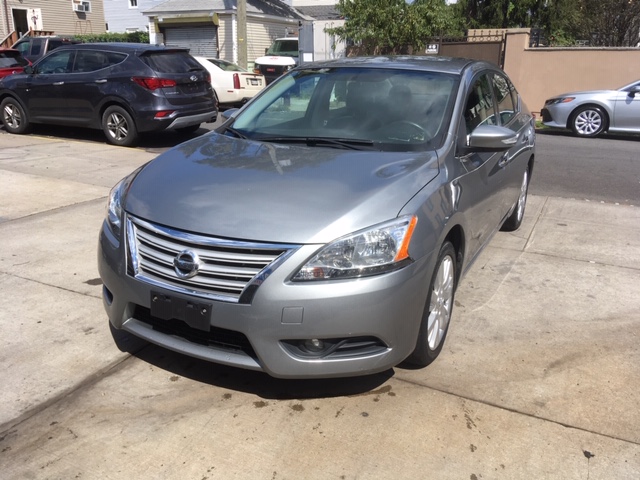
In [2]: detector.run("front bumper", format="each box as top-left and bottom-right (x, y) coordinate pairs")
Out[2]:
(98, 221), (434, 379)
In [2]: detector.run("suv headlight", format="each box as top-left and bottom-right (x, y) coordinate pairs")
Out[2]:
(292, 216), (418, 281)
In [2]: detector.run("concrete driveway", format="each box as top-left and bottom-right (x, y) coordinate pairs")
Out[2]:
(1, 132), (639, 479)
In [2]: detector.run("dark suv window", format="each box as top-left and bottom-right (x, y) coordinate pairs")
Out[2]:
(141, 51), (203, 74)
(74, 50), (126, 73)
(36, 50), (75, 74)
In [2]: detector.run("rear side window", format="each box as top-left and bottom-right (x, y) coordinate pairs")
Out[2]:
(74, 50), (126, 72)
(31, 38), (44, 56)
(142, 51), (202, 74)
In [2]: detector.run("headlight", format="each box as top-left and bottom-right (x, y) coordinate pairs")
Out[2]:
(292, 216), (418, 281)
(105, 166), (143, 236)
(545, 96), (575, 106)
(106, 178), (125, 235)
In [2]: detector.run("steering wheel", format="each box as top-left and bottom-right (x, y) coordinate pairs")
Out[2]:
(386, 120), (427, 142)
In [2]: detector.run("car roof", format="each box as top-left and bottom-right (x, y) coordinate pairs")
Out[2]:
(52, 43), (189, 54)
(304, 55), (493, 75)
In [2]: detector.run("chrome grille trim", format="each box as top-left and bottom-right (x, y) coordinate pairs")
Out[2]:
(126, 215), (299, 303)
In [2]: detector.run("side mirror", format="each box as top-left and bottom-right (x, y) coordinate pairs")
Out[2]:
(221, 108), (240, 120)
(24, 65), (34, 74)
(467, 125), (518, 152)
(627, 86), (640, 98)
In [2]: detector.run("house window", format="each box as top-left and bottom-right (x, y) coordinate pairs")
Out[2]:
(129, 0), (138, 8)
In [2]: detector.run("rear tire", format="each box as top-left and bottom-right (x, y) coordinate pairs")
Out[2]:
(1, 97), (31, 134)
(102, 106), (138, 147)
(405, 241), (457, 367)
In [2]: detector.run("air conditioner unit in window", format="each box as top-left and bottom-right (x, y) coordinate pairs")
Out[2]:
(73, 1), (91, 13)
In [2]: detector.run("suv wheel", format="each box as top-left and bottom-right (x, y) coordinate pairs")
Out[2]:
(1, 97), (31, 134)
(102, 106), (139, 147)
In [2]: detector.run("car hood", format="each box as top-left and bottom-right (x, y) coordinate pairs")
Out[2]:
(551, 89), (615, 98)
(124, 133), (439, 244)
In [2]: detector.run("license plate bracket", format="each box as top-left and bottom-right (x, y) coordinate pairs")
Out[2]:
(150, 292), (211, 332)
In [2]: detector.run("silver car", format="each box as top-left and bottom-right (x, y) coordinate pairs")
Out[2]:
(98, 56), (535, 378)
(542, 80), (640, 137)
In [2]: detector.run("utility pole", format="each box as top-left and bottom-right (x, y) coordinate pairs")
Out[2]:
(237, 0), (247, 69)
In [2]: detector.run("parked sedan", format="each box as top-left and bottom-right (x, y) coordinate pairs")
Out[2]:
(99, 56), (535, 378)
(0, 48), (30, 78)
(542, 80), (640, 137)
(193, 56), (265, 108)
(0, 43), (217, 146)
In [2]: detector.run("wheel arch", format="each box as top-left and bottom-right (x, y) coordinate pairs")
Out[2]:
(442, 224), (465, 289)
(98, 99), (138, 130)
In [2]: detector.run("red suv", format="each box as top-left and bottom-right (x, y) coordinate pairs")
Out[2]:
(0, 48), (30, 79)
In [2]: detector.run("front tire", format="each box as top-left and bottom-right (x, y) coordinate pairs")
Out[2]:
(102, 106), (138, 147)
(571, 105), (606, 137)
(501, 167), (530, 232)
(1, 97), (31, 134)
(406, 241), (457, 367)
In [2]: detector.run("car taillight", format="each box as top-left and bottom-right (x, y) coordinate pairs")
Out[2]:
(233, 73), (240, 90)
(154, 111), (175, 119)
(132, 77), (177, 90)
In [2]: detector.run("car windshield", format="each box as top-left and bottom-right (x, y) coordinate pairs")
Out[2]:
(228, 67), (458, 152)
(266, 40), (299, 57)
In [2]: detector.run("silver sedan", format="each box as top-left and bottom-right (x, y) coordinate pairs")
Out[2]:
(542, 80), (640, 137)
(99, 56), (535, 378)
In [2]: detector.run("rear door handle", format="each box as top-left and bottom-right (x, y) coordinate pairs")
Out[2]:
(95, 79), (107, 84)
(53, 81), (64, 86)
(498, 152), (509, 167)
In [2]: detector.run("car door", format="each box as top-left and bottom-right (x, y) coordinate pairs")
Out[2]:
(454, 72), (509, 259)
(490, 72), (534, 213)
(61, 49), (120, 123)
(23, 50), (76, 122)
(611, 82), (640, 132)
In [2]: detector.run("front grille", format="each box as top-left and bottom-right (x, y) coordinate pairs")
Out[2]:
(134, 305), (256, 358)
(541, 108), (552, 122)
(126, 215), (298, 303)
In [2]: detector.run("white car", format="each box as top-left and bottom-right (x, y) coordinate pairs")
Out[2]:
(194, 57), (266, 108)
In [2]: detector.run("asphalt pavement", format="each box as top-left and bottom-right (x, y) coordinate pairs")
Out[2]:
(1, 130), (639, 479)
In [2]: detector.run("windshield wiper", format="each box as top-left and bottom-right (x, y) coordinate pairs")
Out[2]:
(258, 136), (378, 151)
(223, 126), (249, 139)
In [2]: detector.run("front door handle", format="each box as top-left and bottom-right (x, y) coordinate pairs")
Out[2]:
(498, 152), (509, 167)
(53, 81), (64, 86)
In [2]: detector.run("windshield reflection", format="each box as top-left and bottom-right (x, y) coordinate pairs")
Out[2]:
(226, 67), (458, 152)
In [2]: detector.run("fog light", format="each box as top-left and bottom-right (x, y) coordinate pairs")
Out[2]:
(303, 339), (325, 353)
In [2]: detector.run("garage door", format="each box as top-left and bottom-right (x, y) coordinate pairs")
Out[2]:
(164, 26), (218, 58)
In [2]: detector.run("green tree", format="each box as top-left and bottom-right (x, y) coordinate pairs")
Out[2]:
(328, 0), (455, 55)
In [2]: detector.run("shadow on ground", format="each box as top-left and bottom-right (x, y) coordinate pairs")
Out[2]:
(110, 324), (394, 400)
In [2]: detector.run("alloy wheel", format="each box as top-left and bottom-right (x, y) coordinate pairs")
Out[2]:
(427, 254), (455, 350)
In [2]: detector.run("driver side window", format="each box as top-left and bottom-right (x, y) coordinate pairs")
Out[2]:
(464, 74), (496, 135)
(36, 51), (75, 75)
